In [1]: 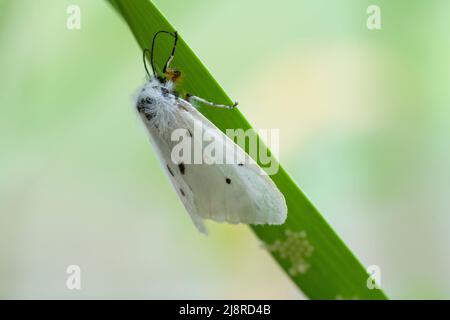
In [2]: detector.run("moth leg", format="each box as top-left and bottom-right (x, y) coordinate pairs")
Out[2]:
(186, 93), (238, 110)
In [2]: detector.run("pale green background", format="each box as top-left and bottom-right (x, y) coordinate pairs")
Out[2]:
(0, 0), (449, 299)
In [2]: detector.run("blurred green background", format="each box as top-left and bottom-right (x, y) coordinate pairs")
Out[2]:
(1, 0), (449, 299)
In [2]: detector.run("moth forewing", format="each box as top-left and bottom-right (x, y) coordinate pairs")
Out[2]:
(136, 78), (287, 234)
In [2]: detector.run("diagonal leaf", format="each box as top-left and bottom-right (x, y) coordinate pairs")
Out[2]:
(107, 0), (387, 300)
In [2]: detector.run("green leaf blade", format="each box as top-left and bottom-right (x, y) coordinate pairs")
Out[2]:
(108, 0), (387, 300)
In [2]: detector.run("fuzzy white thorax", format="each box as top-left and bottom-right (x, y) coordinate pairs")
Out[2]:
(136, 77), (179, 133)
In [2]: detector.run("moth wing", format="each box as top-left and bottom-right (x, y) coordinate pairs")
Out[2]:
(141, 98), (287, 234)
(147, 130), (208, 234)
(173, 100), (287, 227)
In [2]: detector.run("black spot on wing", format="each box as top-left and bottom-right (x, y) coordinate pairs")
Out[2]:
(225, 178), (231, 184)
(180, 188), (185, 196)
(178, 162), (185, 175)
(238, 163), (244, 166)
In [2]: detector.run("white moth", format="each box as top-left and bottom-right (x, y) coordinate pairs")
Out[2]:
(136, 31), (287, 234)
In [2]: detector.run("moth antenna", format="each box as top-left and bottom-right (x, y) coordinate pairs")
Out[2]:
(149, 30), (178, 78)
(163, 31), (178, 73)
(143, 48), (152, 79)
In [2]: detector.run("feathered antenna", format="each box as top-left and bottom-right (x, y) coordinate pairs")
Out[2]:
(142, 30), (178, 79)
